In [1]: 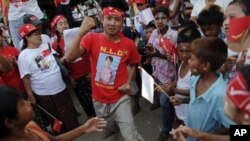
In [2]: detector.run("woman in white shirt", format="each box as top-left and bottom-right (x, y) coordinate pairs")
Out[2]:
(17, 24), (79, 132)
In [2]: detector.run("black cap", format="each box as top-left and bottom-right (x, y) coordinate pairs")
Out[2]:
(23, 14), (42, 26)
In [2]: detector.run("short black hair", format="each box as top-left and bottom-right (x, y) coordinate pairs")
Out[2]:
(153, 6), (169, 17)
(178, 19), (198, 30)
(191, 37), (228, 71)
(0, 86), (21, 138)
(145, 22), (156, 29)
(197, 5), (224, 26)
(99, 0), (129, 12)
(177, 27), (201, 43)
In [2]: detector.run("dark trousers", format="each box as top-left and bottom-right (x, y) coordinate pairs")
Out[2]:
(74, 75), (96, 117)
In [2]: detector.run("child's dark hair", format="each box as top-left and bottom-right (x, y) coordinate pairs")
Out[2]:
(0, 86), (21, 138)
(191, 37), (228, 71)
(229, 0), (250, 15)
(197, 5), (224, 26)
(153, 6), (169, 17)
(177, 27), (201, 43)
(99, 0), (129, 12)
(145, 22), (156, 30)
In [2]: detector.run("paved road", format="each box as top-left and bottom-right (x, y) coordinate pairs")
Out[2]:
(73, 97), (174, 141)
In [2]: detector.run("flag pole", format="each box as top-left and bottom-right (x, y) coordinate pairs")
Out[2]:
(36, 105), (58, 120)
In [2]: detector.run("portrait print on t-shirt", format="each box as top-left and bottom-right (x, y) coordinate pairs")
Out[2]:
(95, 53), (120, 86)
(34, 48), (51, 71)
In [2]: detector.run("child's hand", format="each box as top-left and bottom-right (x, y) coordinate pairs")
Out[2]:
(170, 96), (182, 106)
(159, 82), (176, 93)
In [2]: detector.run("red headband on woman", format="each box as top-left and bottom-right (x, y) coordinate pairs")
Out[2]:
(50, 15), (67, 30)
(227, 72), (250, 115)
(102, 7), (125, 17)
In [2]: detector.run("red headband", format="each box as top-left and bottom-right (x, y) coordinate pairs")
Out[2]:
(102, 7), (125, 17)
(227, 72), (250, 115)
(50, 15), (67, 30)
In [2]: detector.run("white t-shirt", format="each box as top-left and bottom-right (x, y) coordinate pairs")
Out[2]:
(60, 0), (70, 5)
(19, 34), (52, 50)
(8, 0), (44, 21)
(175, 62), (191, 125)
(191, 0), (232, 18)
(18, 44), (66, 95)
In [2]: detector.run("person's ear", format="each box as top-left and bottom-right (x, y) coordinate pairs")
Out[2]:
(25, 36), (31, 42)
(202, 61), (210, 71)
(4, 118), (16, 129)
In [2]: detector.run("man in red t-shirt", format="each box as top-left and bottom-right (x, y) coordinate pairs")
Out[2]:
(65, 0), (144, 140)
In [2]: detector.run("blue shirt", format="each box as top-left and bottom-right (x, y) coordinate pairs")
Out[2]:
(187, 73), (234, 141)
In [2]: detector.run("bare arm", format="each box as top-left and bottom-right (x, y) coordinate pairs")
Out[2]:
(46, 117), (107, 141)
(1, 0), (9, 28)
(173, 88), (189, 96)
(197, 132), (229, 141)
(64, 17), (96, 63)
(22, 75), (36, 104)
(127, 64), (136, 85)
(169, 0), (181, 19)
(0, 54), (12, 73)
(118, 64), (137, 94)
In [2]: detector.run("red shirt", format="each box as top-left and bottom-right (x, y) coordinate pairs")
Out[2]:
(0, 77), (4, 85)
(80, 32), (141, 103)
(0, 46), (25, 93)
(52, 38), (91, 79)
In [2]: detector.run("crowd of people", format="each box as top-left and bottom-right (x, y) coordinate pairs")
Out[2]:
(0, 0), (250, 141)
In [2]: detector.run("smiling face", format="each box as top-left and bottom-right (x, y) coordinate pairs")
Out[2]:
(102, 15), (124, 36)
(55, 18), (69, 34)
(188, 53), (203, 75)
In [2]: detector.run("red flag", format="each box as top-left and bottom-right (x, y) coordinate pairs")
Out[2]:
(53, 119), (63, 133)
(159, 36), (178, 64)
(228, 16), (250, 42)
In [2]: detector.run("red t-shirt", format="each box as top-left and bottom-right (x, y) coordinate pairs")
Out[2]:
(0, 46), (25, 93)
(0, 77), (4, 85)
(52, 38), (91, 79)
(80, 32), (141, 103)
